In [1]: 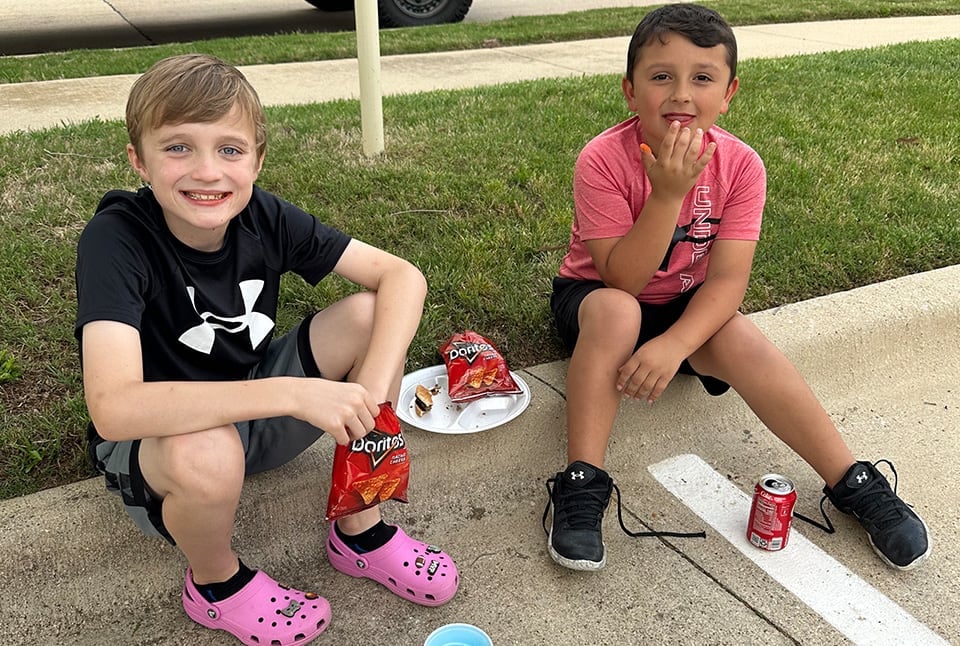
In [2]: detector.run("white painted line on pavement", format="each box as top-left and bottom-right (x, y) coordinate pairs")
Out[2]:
(648, 453), (947, 646)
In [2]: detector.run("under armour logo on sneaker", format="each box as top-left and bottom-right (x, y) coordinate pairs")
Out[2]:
(856, 470), (869, 484)
(570, 471), (585, 480)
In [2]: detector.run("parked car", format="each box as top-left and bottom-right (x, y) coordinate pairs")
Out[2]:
(305, 0), (473, 28)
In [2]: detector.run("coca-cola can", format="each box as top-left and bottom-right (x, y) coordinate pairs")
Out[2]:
(747, 474), (796, 551)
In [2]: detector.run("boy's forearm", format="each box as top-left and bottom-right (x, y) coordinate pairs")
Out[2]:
(604, 193), (683, 294)
(87, 376), (301, 442)
(351, 261), (427, 403)
(661, 276), (746, 356)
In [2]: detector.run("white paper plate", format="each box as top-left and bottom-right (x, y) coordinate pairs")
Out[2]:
(396, 364), (531, 434)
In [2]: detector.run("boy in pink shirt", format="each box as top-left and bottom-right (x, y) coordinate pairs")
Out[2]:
(545, 3), (930, 572)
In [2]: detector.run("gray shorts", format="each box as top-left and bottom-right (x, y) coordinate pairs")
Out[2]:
(87, 314), (328, 543)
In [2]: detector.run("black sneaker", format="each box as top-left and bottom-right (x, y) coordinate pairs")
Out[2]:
(542, 462), (707, 571)
(543, 461), (612, 570)
(824, 460), (931, 570)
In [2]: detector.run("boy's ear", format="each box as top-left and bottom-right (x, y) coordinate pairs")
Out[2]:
(621, 76), (638, 112)
(126, 143), (150, 183)
(720, 76), (740, 114)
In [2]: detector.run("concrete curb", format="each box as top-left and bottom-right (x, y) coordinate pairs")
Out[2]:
(2, 264), (958, 645)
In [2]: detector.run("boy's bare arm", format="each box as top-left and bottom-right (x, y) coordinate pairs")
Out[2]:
(585, 188), (683, 294)
(589, 123), (717, 295)
(328, 239), (428, 403)
(617, 239), (755, 402)
(82, 321), (378, 445)
(664, 238), (756, 354)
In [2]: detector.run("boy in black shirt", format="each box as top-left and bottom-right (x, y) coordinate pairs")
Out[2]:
(75, 54), (457, 645)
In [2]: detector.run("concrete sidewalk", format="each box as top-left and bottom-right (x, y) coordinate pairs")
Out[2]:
(1, 14), (959, 646)
(1, 265), (958, 645)
(1, 15), (959, 135)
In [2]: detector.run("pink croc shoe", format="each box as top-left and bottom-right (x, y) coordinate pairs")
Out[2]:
(326, 525), (459, 607)
(181, 568), (331, 646)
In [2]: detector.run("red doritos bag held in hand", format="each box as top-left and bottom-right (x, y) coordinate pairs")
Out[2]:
(325, 402), (409, 522)
(439, 330), (523, 403)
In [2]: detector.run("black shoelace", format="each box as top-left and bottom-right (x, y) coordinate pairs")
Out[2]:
(794, 459), (904, 534)
(793, 496), (837, 534)
(542, 476), (609, 532)
(542, 477), (706, 539)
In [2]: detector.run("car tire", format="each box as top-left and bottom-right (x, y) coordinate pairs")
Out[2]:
(303, 1), (472, 27)
(304, 0), (354, 11)
(377, 0), (472, 27)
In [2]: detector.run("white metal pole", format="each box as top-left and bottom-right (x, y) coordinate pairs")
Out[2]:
(355, 0), (385, 156)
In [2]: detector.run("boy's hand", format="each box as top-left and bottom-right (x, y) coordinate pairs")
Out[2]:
(617, 335), (688, 403)
(640, 121), (717, 202)
(301, 380), (380, 446)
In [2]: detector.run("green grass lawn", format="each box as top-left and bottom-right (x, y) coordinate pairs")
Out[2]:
(1, 5), (958, 498)
(1, 0), (958, 83)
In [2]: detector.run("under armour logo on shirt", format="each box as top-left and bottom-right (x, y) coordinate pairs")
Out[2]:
(178, 279), (275, 354)
(570, 471), (585, 480)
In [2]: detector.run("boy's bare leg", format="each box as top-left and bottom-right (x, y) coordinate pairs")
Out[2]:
(566, 289), (642, 468)
(547, 288), (641, 570)
(139, 426), (245, 584)
(688, 313), (854, 488)
(690, 313), (930, 569)
(319, 291), (461, 601)
(309, 291), (402, 535)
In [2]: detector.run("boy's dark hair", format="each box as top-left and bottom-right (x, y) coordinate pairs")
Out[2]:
(626, 3), (737, 83)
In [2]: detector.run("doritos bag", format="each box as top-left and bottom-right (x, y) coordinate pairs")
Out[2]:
(325, 402), (409, 522)
(439, 330), (523, 403)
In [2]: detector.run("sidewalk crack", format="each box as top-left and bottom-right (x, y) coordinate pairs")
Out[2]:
(102, 0), (156, 45)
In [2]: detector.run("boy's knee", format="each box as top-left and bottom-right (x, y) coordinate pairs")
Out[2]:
(349, 290), (377, 326)
(143, 425), (244, 498)
(715, 313), (768, 349)
(695, 314), (773, 369)
(580, 288), (642, 335)
(310, 291), (377, 344)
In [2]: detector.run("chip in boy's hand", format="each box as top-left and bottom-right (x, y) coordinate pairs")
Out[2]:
(326, 402), (409, 522)
(439, 330), (523, 403)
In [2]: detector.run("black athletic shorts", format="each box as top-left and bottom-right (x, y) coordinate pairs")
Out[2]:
(550, 277), (730, 396)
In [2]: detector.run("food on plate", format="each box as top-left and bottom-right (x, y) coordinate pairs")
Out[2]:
(414, 384), (434, 416)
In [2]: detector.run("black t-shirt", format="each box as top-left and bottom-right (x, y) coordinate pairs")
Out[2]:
(74, 185), (351, 382)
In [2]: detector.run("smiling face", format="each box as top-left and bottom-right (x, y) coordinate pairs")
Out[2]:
(127, 104), (264, 251)
(621, 32), (739, 156)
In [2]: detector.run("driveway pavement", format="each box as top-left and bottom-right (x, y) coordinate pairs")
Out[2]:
(0, 0), (666, 55)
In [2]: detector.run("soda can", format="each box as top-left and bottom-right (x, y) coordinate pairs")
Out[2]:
(747, 474), (796, 551)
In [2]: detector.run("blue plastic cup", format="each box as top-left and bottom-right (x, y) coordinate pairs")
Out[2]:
(424, 623), (493, 646)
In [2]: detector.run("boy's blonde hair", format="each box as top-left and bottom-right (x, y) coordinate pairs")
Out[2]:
(126, 54), (267, 158)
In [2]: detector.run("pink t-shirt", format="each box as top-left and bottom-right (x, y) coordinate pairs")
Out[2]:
(559, 116), (766, 304)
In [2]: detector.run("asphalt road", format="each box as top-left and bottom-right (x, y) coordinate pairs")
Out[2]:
(0, 0), (663, 56)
